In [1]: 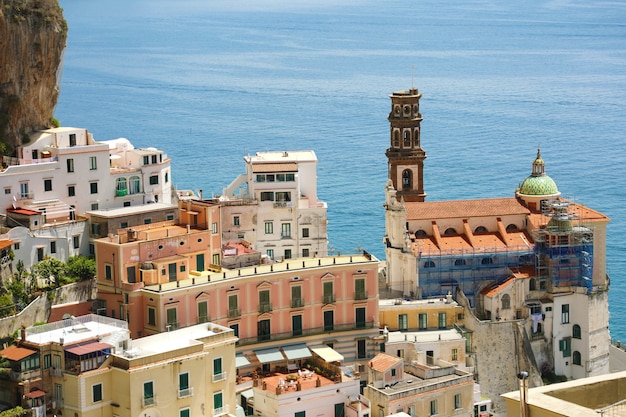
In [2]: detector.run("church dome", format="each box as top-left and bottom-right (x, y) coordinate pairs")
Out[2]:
(517, 148), (559, 196)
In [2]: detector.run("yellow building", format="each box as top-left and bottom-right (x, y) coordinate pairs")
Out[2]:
(13, 314), (238, 417)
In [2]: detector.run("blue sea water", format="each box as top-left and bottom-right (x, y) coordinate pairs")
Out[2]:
(55, 0), (626, 341)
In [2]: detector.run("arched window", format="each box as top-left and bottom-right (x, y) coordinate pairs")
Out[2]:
(116, 177), (127, 192)
(415, 230), (427, 238)
(424, 261), (436, 268)
(413, 128), (420, 147)
(454, 259), (466, 266)
(474, 226), (488, 233)
(573, 351), (582, 366)
(502, 294), (511, 310)
(573, 324), (581, 339)
(402, 170), (412, 189)
(129, 176), (141, 194)
(506, 224), (518, 231)
(444, 228), (457, 236)
(481, 257), (493, 265)
(403, 130), (411, 147)
(393, 130), (400, 147)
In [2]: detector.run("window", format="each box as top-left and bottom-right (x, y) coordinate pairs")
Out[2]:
(292, 314), (302, 336)
(116, 177), (127, 194)
(276, 191), (291, 202)
(502, 294), (511, 310)
(481, 257), (493, 265)
(44, 354), (51, 369)
(89, 156), (97, 170)
(44, 179), (52, 191)
(357, 339), (366, 359)
(212, 222), (218, 234)
(258, 319), (271, 341)
(147, 307), (156, 326)
(20, 182), (29, 199)
(562, 304), (570, 323)
(149, 175), (159, 185)
(91, 203), (99, 210)
(213, 357), (224, 381)
(438, 312), (447, 329)
(573, 324), (581, 339)
(559, 338), (571, 357)
(402, 169), (412, 189)
(143, 381), (154, 404)
(90, 182), (98, 194)
(129, 176), (141, 194)
(92, 383), (103, 403)
(104, 264), (112, 280)
(68, 185), (75, 197)
(424, 260), (435, 268)
(281, 222), (291, 238)
(419, 313), (428, 330)
(291, 286), (303, 308)
(264, 221), (273, 234)
(73, 235), (80, 249)
(302, 248), (309, 257)
(295, 412), (306, 417)
(324, 310), (334, 331)
(323, 281), (334, 304)
(266, 249), (274, 259)
(230, 323), (239, 338)
(37, 247), (44, 262)
(356, 307), (366, 329)
(180, 409), (190, 417)
(212, 253), (220, 265)
(452, 348), (458, 361)
(69, 134), (76, 147)
(355, 278), (366, 300)
(259, 289), (271, 313)
(127, 266), (136, 283)
(228, 294), (239, 317)
(233, 216), (240, 226)
(50, 241), (56, 254)
(430, 399), (437, 416)
(198, 301), (208, 323)
(391, 368), (396, 377)
(165, 172), (169, 183)
(454, 393), (462, 409)
(398, 314), (408, 331)
(166, 308), (177, 330)
(573, 351), (582, 365)
(284, 249), (292, 259)
(14, 242), (20, 250)
(179, 372), (189, 392)
(302, 227), (309, 238)
(214, 392), (224, 415)
(4, 187), (11, 194)
(260, 191), (274, 201)
(454, 259), (466, 266)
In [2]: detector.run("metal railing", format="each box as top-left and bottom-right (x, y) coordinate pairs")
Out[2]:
(178, 387), (193, 398)
(322, 294), (336, 304)
(291, 298), (304, 308)
(142, 396), (156, 407)
(258, 303), (272, 313)
(228, 308), (241, 318)
(354, 290), (368, 300)
(212, 371), (227, 382)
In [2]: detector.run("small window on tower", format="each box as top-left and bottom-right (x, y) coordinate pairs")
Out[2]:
(402, 169), (412, 189)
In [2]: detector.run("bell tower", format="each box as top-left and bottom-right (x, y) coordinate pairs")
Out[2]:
(385, 88), (427, 202)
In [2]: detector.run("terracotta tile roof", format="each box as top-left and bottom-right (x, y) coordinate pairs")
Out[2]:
(0, 239), (13, 250)
(481, 277), (514, 297)
(369, 353), (401, 372)
(0, 345), (37, 361)
(511, 265), (535, 279)
(405, 198), (530, 220)
(251, 163), (298, 173)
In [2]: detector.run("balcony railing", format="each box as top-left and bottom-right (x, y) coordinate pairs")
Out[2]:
(236, 321), (376, 346)
(322, 294), (336, 304)
(166, 322), (179, 331)
(142, 396), (156, 408)
(212, 371), (227, 382)
(258, 303), (272, 313)
(354, 290), (368, 300)
(291, 298), (304, 308)
(10, 368), (41, 382)
(280, 232), (292, 239)
(198, 314), (210, 324)
(50, 368), (63, 377)
(213, 405), (230, 416)
(178, 387), (194, 398)
(228, 308), (241, 318)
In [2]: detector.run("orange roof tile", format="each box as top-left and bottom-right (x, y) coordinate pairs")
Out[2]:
(0, 239), (13, 250)
(369, 353), (401, 372)
(481, 277), (515, 297)
(0, 345), (37, 361)
(405, 198), (530, 220)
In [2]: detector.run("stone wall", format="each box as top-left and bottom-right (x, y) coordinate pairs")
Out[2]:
(0, 279), (95, 339)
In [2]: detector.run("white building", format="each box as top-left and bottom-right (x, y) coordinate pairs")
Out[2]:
(220, 150), (328, 261)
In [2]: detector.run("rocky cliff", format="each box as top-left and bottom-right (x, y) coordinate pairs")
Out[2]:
(0, 0), (67, 153)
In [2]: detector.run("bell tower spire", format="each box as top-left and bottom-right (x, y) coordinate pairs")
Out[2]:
(385, 88), (427, 202)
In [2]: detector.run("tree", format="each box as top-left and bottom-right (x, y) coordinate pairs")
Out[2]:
(0, 406), (28, 417)
(66, 255), (96, 282)
(30, 256), (67, 288)
(0, 292), (15, 318)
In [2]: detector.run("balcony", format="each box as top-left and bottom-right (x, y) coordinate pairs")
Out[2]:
(228, 308), (241, 318)
(273, 202), (293, 209)
(49, 367), (63, 377)
(258, 303), (272, 314)
(322, 294), (336, 304)
(178, 387), (194, 399)
(213, 405), (230, 416)
(291, 298), (304, 308)
(354, 290), (368, 300)
(10, 368), (41, 382)
(198, 314), (210, 324)
(116, 189), (128, 197)
(280, 233), (292, 239)
(142, 396), (156, 408)
(212, 371), (227, 382)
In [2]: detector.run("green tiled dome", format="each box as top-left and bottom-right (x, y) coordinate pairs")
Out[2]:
(519, 175), (559, 196)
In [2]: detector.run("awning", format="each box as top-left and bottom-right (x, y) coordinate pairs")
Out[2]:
(236, 353), (251, 368)
(254, 347), (285, 364)
(65, 341), (112, 356)
(310, 345), (344, 363)
(282, 344), (311, 360)
(24, 390), (45, 399)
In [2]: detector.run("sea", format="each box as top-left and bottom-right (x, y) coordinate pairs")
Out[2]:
(55, 0), (626, 342)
